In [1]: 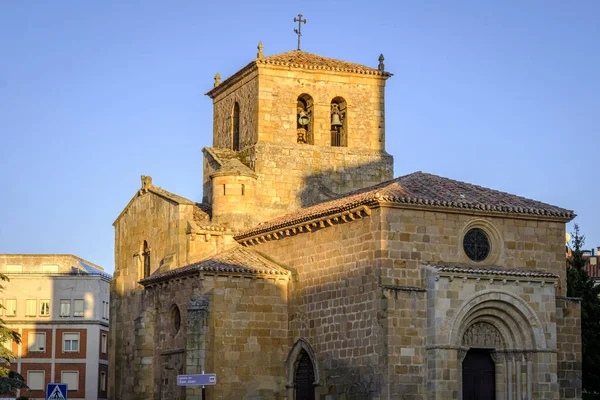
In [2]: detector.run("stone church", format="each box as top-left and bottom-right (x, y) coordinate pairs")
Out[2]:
(109, 43), (582, 399)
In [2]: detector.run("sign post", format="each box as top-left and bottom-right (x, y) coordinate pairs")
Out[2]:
(177, 371), (216, 400)
(46, 383), (68, 400)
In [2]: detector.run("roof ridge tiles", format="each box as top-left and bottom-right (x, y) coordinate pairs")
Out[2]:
(235, 171), (574, 241)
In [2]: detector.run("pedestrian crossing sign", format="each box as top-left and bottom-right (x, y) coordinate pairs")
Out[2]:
(46, 383), (68, 400)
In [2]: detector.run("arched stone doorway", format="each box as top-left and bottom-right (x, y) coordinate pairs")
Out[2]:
(286, 339), (321, 400)
(462, 349), (495, 400)
(448, 290), (550, 399)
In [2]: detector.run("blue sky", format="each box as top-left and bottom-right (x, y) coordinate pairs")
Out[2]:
(1, 1), (598, 273)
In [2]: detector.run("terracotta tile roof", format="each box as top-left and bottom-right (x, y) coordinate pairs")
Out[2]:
(140, 246), (290, 285)
(258, 50), (389, 76)
(235, 171), (575, 240)
(206, 50), (390, 98)
(429, 264), (559, 279)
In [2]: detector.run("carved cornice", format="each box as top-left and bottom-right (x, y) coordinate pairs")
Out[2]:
(237, 205), (371, 246)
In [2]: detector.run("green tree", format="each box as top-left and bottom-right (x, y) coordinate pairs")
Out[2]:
(0, 274), (27, 395)
(567, 224), (600, 393)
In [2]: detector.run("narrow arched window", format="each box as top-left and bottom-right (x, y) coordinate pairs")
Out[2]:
(142, 240), (150, 278)
(296, 94), (314, 145)
(330, 97), (347, 147)
(232, 102), (240, 151)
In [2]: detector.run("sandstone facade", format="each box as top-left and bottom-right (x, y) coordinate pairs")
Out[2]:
(109, 47), (581, 399)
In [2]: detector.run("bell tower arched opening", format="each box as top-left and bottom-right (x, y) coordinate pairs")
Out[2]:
(296, 94), (314, 145)
(330, 97), (347, 147)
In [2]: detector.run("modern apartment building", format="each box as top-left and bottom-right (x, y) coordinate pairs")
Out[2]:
(0, 254), (110, 400)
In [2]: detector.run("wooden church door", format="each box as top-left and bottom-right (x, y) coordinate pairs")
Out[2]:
(462, 349), (495, 400)
(295, 349), (315, 400)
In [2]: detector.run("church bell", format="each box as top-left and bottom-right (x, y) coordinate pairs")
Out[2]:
(298, 111), (310, 126)
(330, 113), (343, 127)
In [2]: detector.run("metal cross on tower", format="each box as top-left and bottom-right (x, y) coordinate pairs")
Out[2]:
(293, 14), (307, 51)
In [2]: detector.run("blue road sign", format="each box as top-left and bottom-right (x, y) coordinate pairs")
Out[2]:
(177, 373), (217, 386)
(47, 383), (68, 400)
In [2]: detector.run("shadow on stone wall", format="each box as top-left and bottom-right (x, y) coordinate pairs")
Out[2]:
(298, 156), (394, 209)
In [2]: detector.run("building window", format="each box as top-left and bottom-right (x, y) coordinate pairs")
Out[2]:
(6, 265), (22, 273)
(63, 332), (80, 352)
(170, 304), (181, 335)
(73, 299), (84, 317)
(26, 299), (37, 317)
(39, 300), (50, 316)
(102, 301), (109, 320)
(61, 371), (79, 391)
(100, 371), (107, 391)
(142, 240), (151, 279)
(42, 264), (58, 273)
(60, 300), (71, 317)
(6, 299), (16, 316)
(463, 228), (491, 262)
(232, 102), (240, 151)
(330, 97), (347, 147)
(27, 370), (45, 390)
(296, 94), (314, 144)
(101, 333), (108, 354)
(28, 332), (46, 352)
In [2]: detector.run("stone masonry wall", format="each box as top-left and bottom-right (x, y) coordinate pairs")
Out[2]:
(110, 191), (221, 399)
(244, 141), (393, 217)
(253, 214), (390, 399)
(257, 65), (387, 150)
(377, 206), (568, 295)
(211, 69), (259, 150)
(211, 173), (258, 229)
(556, 297), (582, 399)
(146, 274), (289, 400)
(251, 205), (570, 399)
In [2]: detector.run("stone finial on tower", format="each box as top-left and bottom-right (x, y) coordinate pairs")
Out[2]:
(378, 54), (385, 71)
(214, 73), (221, 88)
(257, 41), (264, 59)
(141, 175), (153, 189)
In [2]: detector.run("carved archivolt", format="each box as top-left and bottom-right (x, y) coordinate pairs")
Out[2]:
(462, 322), (503, 349)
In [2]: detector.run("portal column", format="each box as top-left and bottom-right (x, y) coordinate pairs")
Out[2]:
(516, 353), (522, 400)
(525, 352), (533, 400)
(491, 352), (506, 400)
(506, 352), (513, 400)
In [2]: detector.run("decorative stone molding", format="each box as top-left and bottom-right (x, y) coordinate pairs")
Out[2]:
(459, 218), (503, 265)
(237, 205), (372, 246)
(489, 351), (504, 364)
(462, 322), (503, 349)
(448, 289), (548, 350)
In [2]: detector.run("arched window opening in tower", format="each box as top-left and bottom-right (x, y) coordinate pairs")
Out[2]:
(142, 240), (151, 278)
(330, 97), (347, 147)
(296, 94), (314, 144)
(232, 102), (240, 151)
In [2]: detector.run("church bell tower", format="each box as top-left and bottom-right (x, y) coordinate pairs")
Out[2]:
(203, 43), (394, 230)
